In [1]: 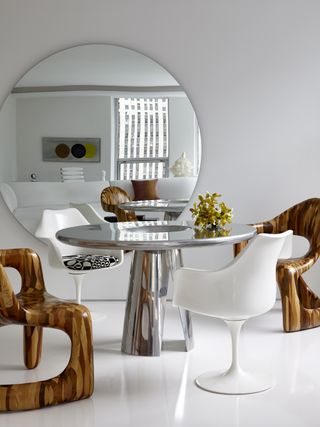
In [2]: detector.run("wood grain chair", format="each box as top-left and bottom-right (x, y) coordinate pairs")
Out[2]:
(100, 186), (139, 222)
(173, 231), (292, 394)
(234, 198), (320, 333)
(0, 248), (94, 411)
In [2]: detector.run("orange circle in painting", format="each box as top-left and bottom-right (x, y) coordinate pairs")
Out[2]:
(84, 143), (96, 158)
(55, 143), (70, 158)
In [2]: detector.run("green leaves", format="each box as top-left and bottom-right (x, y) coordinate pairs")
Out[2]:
(190, 192), (233, 229)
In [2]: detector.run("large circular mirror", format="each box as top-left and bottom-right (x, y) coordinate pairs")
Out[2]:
(0, 44), (201, 235)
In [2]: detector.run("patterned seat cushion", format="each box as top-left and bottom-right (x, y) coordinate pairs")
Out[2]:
(63, 254), (119, 271)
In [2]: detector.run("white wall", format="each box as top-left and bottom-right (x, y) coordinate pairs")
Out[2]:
(0, 95), (16, 182)
(15, 95), (112, 181)
(0, 0), (320, 300)
(169, 97), (197, 175)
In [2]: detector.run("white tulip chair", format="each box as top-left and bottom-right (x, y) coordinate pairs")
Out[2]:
(70, 202), (107, 224)
(35, 208), (124, 309)
(173, 230), (292, 395)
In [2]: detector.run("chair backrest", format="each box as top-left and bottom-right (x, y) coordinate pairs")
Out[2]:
(35, 208), (90, 258)
(70, 202), (105, 224)
(173, 231), (292, 320)
(264, 198), (320, 253)
(231, 231), (293, 315)
(0, 249), (46, 322)
(60, 167), (84, 182)
(100, 186), (137, 221)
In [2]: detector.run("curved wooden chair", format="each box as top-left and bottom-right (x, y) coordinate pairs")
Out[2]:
(0, 248), (94, 411)
(100, 186), (138, 222)
(234, 198), (320, 332)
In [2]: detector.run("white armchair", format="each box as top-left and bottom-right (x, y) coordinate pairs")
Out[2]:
(70, 202), (107, 224)
(35, 208), (123, 304)
(173, 230), (292, 395)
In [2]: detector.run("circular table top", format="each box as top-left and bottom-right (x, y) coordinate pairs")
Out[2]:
(56, 221), (256, 251)
(119, 199), (188, 213)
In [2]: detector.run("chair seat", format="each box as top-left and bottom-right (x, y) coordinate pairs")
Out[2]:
(17, 291), (85, 324)
(63, 254), (119, 271)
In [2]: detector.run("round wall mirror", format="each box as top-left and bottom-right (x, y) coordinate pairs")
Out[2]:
(0, 44), (201, 235)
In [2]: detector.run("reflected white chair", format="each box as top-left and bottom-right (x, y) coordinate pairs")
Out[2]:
(173, 230), (292, 395)
(60, 167), (84, 182)
(35, 208), (123, 306)
(70, 202), (106, 224)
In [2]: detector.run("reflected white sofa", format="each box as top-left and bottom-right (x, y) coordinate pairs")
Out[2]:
(0, 177), (197, 234)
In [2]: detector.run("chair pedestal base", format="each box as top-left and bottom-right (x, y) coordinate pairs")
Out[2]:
(195, 368), (274, 395)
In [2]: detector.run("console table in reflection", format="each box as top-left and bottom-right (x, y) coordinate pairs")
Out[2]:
(57, 221), (256, 356)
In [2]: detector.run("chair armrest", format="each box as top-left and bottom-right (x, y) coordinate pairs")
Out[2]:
(278, 252), (318, 275)
(0, 248), (46, 292)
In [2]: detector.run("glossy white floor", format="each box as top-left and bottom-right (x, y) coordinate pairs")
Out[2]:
(0, 300), (319, 426)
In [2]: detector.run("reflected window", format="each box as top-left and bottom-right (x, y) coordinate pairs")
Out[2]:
(116, 98), (169, 180)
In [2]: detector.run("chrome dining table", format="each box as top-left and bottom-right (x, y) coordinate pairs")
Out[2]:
(119, 199), (189, 220)
(56, 221), (256, 357)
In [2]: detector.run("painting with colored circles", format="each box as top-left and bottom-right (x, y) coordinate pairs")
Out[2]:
(42, 137), (101, 162)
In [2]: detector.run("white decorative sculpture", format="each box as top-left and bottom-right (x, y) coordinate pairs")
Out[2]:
(170, 152), (194, 177)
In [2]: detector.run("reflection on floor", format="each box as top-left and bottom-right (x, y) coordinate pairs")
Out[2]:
(0, 301), (319, 426)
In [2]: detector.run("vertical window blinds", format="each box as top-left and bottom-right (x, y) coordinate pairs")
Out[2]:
(117, 98), (169, 180)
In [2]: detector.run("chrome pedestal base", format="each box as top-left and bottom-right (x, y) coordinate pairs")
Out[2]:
(121, 249), (193, 356)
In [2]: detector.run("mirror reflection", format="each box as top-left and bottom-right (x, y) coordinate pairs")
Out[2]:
(0, 44), (201, 235)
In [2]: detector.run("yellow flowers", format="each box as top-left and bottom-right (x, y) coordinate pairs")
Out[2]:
(190, 192), (233, 230)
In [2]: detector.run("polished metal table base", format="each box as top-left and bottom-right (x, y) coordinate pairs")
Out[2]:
(164, 212), (180, 221)
(121, 249), (194, 356)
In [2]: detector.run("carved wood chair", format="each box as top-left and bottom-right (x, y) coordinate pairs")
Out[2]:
(234, 198), (320, 332)
(100, 186), (138, 222)
(0, 248), (94, 411)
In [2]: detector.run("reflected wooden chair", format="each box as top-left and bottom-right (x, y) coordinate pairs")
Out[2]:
(0, 248), (94, 411)
(234, 198), (320, 332)
(100, 186), (139, 222)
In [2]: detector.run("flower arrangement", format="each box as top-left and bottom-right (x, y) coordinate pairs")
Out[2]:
(190, 192), (233, 230)
(194, 226), (231, 239)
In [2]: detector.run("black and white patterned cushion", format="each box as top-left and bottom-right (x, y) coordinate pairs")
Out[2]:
(62, 254), (119, 271)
